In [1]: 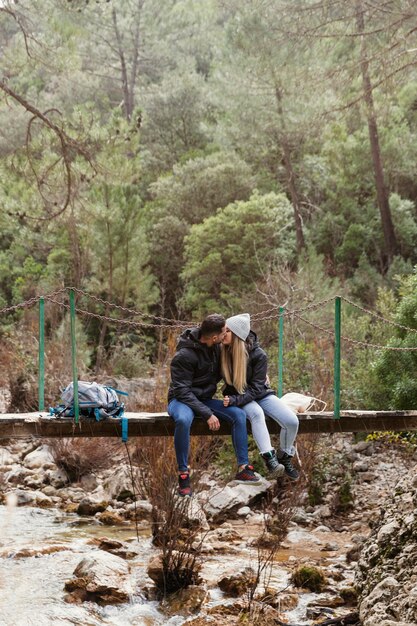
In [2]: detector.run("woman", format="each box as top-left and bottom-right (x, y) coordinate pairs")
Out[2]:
(221, 313), (299, 480)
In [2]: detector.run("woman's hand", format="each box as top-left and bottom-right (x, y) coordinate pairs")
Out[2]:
(223, 396), (230, 407)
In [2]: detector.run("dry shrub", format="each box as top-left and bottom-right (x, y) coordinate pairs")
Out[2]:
(132, 435), (216, 595)
(49, 438), (124, 482)
(244, 435), (326, 619)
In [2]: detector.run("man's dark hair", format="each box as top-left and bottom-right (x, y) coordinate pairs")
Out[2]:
(200, 314), (225, 337)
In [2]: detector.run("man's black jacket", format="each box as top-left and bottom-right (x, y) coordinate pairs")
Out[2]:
(222, 331), (275, 407)
(168, 328), (221, 420)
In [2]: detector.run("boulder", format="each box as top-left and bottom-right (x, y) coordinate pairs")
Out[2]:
(23, 445), (56, 469)
(102, 465), (138, 501)
(88, 537), (139, 560)
(77, 497), (108, 516)
(200, 477), (271, 520)
(356, 463), (417, 626)
(64, 550), (131, 604)
(218, 568), (256, 597)
(5, 489), (53, 507)
(0, 447), (15, 466)
(147, 553), (202, 591)
(161, 586), (208, 616)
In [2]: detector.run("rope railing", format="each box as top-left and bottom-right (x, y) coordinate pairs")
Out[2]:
(0, 287), (415, 421)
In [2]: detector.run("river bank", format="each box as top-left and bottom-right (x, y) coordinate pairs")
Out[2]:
(0, 433), (416, 625)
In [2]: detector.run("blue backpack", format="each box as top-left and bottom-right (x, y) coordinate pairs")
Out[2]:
(50, 381), (127, 421)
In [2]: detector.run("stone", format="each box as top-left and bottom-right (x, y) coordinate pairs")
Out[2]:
(162, 586), (208, 616)
(201, 477), (271, 520)
(147, 553), (202, 590)
(0, 447), (15, 466)
(352, 441), (373, 453)
(97, 510), (126, 525)
(23, 445), (56, 470)
(218, 568), (256, 597)
(125, 499), (153, 520)
(237, 506), (251, 517)
(64, 550), (131, 604)
(377, 521), (400, 544)
(77, 497), (108, 516)
(88, 537), (139, 560)
(45, 468), (69, 488)
(5, 489), (52, 507)
(352, 460), (369, 472)
(102, 464), (138, 501)
(80, 473), (98, 492)
(359, 577), (400, 624)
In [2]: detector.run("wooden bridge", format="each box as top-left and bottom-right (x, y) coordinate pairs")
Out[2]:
(0, 409), (416, 439)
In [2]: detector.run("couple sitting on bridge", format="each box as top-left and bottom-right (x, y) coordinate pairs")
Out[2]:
(168, 313), (299, 497)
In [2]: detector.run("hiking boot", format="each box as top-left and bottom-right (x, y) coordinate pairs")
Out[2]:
(261, 449), (285, 478)
(234, 464), (262, 485)
(277, 452), (300, 481)
(178, 471), (192, 497)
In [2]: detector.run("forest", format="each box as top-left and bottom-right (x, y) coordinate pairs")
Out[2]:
(0, 0), (416, 411)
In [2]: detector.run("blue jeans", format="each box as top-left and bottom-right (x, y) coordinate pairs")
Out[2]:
(243, 394), (299, 456)
(168, 398), (249, 471)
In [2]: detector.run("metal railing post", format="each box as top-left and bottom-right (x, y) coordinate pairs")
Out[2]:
(38, 298), (45, 411)
(69, 289), (79, 424)
(278, 306), (284, 398)
(334, 296), (341, 418)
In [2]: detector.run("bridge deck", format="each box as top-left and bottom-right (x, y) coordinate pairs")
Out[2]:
(0, 410), (416, 439)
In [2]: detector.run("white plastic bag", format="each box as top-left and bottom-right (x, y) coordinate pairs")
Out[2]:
(280, 392), (327, 413)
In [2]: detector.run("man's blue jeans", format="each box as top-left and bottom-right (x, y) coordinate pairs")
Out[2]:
(168, 398), (249, 472)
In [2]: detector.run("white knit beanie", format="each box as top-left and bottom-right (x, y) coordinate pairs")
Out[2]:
(226, 313), (251, 341)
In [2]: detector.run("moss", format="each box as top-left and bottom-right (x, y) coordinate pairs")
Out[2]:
(291, 565), (326, 592)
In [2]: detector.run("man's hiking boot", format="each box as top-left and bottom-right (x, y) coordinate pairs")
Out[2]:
(277, 452), (300, 481)
(234, 464), (262, 485)
(261, 449), (285, 478)
(178, 471), (192, 497)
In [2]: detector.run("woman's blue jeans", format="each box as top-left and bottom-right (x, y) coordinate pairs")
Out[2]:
(168, 398), (249, 472)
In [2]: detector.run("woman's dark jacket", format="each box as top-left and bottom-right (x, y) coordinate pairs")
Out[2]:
(223, 331), (275, 407)
(168, 328), (221, 420)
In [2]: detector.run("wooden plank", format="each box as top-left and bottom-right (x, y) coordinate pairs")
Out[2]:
(0, 410), (416, 438)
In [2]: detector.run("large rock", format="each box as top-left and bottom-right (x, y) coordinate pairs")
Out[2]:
(0, 447), (15, 466)
(102, 465), (139, 501)
(200, 477), (271, 520)
(356, 464), (417, 626)
(64, 550), (131, 604)
(5, 489), (53, 507)
(23, 445), (56, 469)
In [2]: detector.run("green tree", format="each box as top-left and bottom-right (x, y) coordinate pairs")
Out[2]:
(181, 191), (296, 315)
(369, 270), (417, 409)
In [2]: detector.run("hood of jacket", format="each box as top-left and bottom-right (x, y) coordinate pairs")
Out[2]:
(247, 329), (260, 351)
(176, 327), (209, 351)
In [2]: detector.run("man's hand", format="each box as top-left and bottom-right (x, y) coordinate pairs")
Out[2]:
(207, 415), (220, 431)
(223, 396), (230, 407)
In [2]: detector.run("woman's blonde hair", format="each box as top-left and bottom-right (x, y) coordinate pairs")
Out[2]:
(221, 333), (248, 394)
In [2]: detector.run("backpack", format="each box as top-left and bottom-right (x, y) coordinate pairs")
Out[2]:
(50, 381), (127, 420)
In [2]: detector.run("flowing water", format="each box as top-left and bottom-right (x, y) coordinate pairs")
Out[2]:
(0, 505), (175, 626)
(0, 504), (353, 626)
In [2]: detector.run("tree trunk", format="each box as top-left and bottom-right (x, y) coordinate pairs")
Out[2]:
(274, 84), (305, 253)
(95, 187), (113, 374)
(356, 0), (397, 268)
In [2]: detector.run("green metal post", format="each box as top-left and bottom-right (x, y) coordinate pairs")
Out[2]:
(278, 306), (284, 398)
(38, 298), (45, 411)
(69, 289), (79, 424)
(334, 296), (341, 419)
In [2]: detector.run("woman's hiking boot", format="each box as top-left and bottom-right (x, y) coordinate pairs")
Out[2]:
(178, 471), (192, 497)
(277, 452), (300, 481)
(234, 464), (262, 485)
(261, 449), (285, 478)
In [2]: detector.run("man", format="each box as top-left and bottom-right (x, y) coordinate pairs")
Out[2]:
(168, 313), (260, 496)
